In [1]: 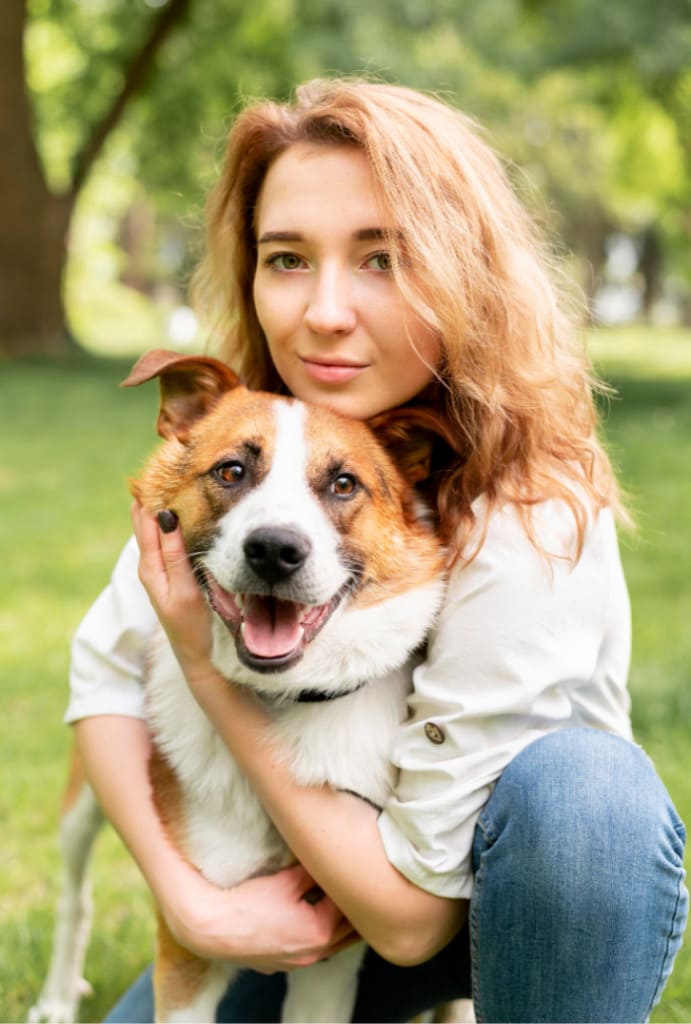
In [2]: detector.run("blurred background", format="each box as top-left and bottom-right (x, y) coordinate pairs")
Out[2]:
(2, 1), (690, 1021)
(2, 0), (691, 356)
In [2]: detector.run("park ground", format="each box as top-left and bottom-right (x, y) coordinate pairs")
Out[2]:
(1, 326), (690, 1021)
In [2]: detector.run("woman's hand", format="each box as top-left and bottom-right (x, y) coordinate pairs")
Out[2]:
(159, 860), (360, 973)
(131, 501), (214, 681)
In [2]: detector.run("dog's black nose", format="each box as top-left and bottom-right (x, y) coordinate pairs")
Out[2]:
(243, 527), (312, 584)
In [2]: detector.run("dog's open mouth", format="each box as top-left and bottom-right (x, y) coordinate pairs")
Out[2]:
(206, 576), (342, 671)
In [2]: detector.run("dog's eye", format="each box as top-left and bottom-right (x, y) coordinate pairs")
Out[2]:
(212, 461), (245, 487)
(330, 474), (359, 498)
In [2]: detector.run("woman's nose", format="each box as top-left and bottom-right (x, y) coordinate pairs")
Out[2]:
(304, 266), (356, 335)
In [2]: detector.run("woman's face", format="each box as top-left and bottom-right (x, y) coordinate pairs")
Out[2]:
(252, 144), (441, 420)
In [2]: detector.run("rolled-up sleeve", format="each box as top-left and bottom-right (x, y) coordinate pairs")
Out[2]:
(65, 537), (157, 723)
(378, 501), (632, 899)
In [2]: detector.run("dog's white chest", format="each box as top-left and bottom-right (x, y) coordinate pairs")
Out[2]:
(145, 636), (411, 889)
(270, 667), (412, 804)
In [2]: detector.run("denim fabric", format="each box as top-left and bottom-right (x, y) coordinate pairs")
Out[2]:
(106, 729), (687, 1024)
(470, 728), (688, 1023)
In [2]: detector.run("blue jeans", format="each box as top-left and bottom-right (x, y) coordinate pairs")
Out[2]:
(106, 729), (688, 1023)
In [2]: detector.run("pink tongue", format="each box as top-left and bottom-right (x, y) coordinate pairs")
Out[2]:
(242, 596), (302, 658)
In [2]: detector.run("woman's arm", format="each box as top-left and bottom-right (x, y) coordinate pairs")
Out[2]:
(190, 680), (466, 965)
(74, 714), (356, 971)
(133, 503), (467, 967)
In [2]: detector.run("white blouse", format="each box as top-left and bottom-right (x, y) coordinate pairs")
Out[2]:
(66, 497), (633, 901)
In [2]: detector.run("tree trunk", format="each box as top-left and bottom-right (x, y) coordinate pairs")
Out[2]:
(638, 224), (663, 322)
(0, 0), (75, 356)
(0, 0), (193, 358)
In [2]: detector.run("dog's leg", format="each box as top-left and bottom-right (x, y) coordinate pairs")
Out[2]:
(29, 750), (104, 1024)
(153, 911), (236, 1023)
(281, 942), (366, 1024)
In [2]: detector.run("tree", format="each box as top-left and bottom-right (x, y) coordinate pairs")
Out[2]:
(516, 0), (691, 318)
(5, 0), (688, 356)
(0, 0), (192, 357)
(1, 0), (411, 357)
(2, 0), (472, 357)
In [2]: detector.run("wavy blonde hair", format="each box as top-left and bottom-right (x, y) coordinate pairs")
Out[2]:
(193, 77), (625, 561)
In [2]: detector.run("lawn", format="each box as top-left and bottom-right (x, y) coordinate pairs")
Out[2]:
(1, 329), (690, 1022)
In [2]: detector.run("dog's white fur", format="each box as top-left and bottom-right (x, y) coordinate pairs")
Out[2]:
(30, 369), (446, 1024)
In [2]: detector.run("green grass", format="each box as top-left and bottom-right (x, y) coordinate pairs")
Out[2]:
(1, 356), (156, 1022)
(2, 331), (690, 1022)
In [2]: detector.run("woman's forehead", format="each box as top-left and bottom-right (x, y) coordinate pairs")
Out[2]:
(254, 144), (389, 235)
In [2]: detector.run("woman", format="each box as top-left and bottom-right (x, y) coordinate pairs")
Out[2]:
(68, 78), (687, 1022)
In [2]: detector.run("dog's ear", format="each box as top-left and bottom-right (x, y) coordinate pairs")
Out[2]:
(368, 406), (460, 486)
(121, 349), (241, 441)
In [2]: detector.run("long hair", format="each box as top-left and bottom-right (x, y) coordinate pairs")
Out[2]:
(193, 77), (626, 561)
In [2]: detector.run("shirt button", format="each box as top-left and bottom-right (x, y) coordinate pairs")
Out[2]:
(424, 722), (445, 744)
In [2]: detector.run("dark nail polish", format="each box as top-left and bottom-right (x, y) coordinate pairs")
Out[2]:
(157, 509), (179, 534)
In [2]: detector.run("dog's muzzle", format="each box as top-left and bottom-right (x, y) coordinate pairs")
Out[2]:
(202, 519), (354, 674)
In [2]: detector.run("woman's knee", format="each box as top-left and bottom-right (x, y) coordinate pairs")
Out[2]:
(475, 728), (686, 900)
(471, 729), (688, 1021)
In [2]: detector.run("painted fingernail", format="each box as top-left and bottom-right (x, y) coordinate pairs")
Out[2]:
(157, 509), (179, 534)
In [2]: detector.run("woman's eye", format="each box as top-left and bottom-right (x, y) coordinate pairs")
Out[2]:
(267, 252), (305, 271)
(212, 461), (245, 486)
(330, 473), (359, 498)
(365, 251), (392, 272)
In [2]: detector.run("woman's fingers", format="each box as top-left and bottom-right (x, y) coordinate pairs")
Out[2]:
(132, 502), (195, 600)
(280, 864), (360, 955)
(132, 500), (170, 604)
(156, 511), (199, 602)
(131, 500), (213, 667)
(311, 893), (360, 947)
(285, 862), (319, 895)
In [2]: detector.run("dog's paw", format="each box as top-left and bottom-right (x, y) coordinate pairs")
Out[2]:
(27, 994), (81, 1024)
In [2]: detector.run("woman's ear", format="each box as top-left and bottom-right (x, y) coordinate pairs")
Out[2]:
(121, 349), (242, 442)
(368, 406), (460, 486)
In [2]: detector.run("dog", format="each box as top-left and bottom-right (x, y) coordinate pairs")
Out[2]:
(30, 348), (451, 1023)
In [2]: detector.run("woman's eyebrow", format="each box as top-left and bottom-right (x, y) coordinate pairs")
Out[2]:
(257, 230), (304, 245)
(354, 228), (388, 242)
(357, 228), (404, 244)
(257, 227), (392, 246)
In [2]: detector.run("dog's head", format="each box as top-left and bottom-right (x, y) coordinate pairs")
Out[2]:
(124, 350), (451, 695)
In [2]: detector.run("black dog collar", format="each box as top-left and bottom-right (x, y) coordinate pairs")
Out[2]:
(296, 680), (367, 703)
(249, 679), (368, 705)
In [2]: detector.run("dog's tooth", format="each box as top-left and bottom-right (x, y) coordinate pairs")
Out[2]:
(235, 593), (244, 612)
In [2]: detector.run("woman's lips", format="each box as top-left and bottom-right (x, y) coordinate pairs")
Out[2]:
(300, 358), (368, 384)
